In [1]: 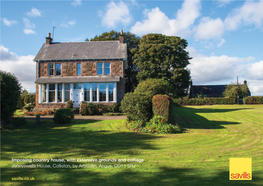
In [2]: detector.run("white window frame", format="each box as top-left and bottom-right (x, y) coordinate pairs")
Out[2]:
(39, 82), (117, 104)
(48, 63), (62, 76)
(97, 62), (111, 75)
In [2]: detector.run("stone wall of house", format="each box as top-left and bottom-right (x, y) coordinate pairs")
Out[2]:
(35, 59), (125, 108)
(37, 60), (124, 77)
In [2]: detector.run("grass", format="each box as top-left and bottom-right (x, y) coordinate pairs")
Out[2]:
(1, 105), (263, 186)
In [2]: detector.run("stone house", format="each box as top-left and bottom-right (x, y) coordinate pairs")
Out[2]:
(34, 31), (127, 109)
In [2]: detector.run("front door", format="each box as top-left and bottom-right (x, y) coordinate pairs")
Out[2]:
(73, 90), (81, 108)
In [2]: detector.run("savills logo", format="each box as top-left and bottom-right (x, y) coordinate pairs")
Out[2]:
(229, 158), (252, 180)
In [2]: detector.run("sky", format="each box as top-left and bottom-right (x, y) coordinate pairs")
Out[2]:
(1, 0), (263, 95)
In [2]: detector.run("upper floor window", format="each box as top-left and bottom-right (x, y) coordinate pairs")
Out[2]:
(105, 63), (110, 75)
(48, 63), (61, 76)
(77, 63), (81, 76)
(48, 64), (54, 76)
(97, 63), (103, 75)
(97, 62), (110, 75)
(56, 64), (61, 75)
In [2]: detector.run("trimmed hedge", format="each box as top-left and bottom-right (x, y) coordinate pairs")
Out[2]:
(244, 96), (263, 104)
(173, 97), (236, 106)
(120, 92), (152, 122)
(53, 109), (74, 124)
(152, 95), (172, 123)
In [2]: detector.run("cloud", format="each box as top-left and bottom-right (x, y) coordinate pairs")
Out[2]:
(217, 38), (226, 47)
(2, 18), (17, 26)
(224, 0), (263, 30)
(24, 29), (36, 34)
(131, 0), (201, 36)
(247, 61), (263, 80)
(216, 0), (235, 7)
(99, 1), (132, 28)
(23, 18), (35, 28)
(26, 8), (42, 17)
(71, 0), (82, 6)
(0, 45), (36, 92)
(194, 17), (224, 40)
(187, 46), (263, 95)
(60, 20), (76, 27)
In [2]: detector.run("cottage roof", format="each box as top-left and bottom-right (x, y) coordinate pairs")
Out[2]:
(35, 76), (120, 84)
(34, 41), (127, 61)
(191, 85), (227, 97)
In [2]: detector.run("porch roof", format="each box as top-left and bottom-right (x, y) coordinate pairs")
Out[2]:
(35, 76), (120, 84)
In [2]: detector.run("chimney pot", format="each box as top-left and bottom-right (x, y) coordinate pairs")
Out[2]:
(119, 30), (124, 44)
(45, 33), (53, 45)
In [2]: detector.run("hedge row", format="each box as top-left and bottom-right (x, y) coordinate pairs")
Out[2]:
(80, 102), (120, 115)
(244, 96), (263, 104)
(173, 97), (236, 106)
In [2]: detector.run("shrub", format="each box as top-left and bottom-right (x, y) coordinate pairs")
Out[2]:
(53, 109), (74, 124)
(24, 112), (34, 116)
(134, 78), (171, 97)
(126, 120), (144, 131)
(24, 94), (35, 105)
(152, 95), (172, 123)
(80, 101), (88, 115)
(0, 70), (22, 126)
(244, 96), (263, 104)
(145, 115), (181, 134)
(173, 97), (236, 106)
(66, 100), (73, 109)
(120, 92), (152, 122)
(40, 109), (54, 115)
(34, 112), (42, 116)
(23, 103), (35, 112)
(87, 103), (97, 115)
(109, 103), (120, 113)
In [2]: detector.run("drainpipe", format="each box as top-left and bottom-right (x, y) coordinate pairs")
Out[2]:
(38, 61), (40, 78)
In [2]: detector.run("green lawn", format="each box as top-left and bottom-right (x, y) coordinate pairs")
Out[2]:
(1, 105), (263, 186)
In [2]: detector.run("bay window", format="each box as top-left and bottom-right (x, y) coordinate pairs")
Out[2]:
(92, 83), (97, 101)
(49, 84), (55, 102)
(99, 83), (106, 101)
(42, 84), (47, 102)
(64, 84), (70, 102)
(84, 83), (90, 101)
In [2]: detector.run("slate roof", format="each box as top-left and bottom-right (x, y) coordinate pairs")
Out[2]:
(191, 85), (227, 97)
(34, 41), (127, 61)
(35, 76), (120, 84)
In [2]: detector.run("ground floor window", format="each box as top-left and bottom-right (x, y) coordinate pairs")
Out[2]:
(39, 82), (116, 104)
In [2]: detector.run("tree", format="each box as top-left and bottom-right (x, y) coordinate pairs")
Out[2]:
(0, 70), (22, 126)
(131, 33), (191, 97)
(87, 30), (141, 92)
(223, 83), (249, 98)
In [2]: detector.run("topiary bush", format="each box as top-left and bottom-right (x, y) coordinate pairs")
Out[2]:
(120, 92), (152, 122)
(134, 78), (171, 97)
(244, 96), (263, 104)
(53, 109), (74, 124)
(152, 94), (172, 123)
(66, 100), (73, 109)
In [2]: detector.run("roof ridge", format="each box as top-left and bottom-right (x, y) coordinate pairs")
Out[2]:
(55, 41), (119, 44)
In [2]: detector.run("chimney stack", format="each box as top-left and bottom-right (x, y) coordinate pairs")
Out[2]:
(46, 33), (53, 45)
(244, 80), (247, 85)
(119, 30), (124, 44)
